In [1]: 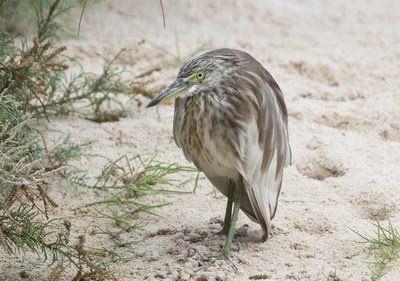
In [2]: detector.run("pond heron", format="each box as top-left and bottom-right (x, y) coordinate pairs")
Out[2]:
(147, 48), (291, 259)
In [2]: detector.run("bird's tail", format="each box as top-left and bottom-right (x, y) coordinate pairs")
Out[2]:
(241, 179), (272, 240)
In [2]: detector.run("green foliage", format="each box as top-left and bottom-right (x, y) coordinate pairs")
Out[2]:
(0, 95), (47, 214)
(0, 0), (70, 37)
(0, 0), (121, 279)
(0, 22), (68, 118)
(0, 91), (112, 279)
(46, 134), (94, 169)
(353, 221), (400, 280)
(72, 154), (197, 260)
(0, 34), (131, 122)
(34, 0), (71, 43)
(0, 206), (48, 255)
(0, 0), (131, 122)
(0, 31), (16, 60)
(0, 0), (194, 279)
(92, 154), (196, 191)
(39, 49), (131, 122)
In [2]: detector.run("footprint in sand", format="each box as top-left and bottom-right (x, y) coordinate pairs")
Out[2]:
(295, 138), (346, 181)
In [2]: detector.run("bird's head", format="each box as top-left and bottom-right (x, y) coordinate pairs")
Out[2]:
(146, 49), (239, 107)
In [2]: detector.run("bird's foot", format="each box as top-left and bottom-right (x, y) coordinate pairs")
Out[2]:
(214, 227), (228, 236)
(194, 249), (235, 273)
(215, 248), (230, 261)
(212, 249), (237, 269)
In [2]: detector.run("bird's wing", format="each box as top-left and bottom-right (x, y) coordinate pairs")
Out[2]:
(236, 79), (291, 238)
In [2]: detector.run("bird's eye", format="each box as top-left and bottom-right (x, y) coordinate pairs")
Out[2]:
(196, 72), (204, 79)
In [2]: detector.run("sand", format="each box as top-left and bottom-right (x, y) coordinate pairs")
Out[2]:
(1, 0), (400, 280)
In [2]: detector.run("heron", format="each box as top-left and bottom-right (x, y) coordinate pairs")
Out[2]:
(147, 48), (291, 259)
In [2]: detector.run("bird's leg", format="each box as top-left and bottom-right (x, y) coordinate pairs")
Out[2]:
(216, 175), (244, 260)
(215, 187), (233, 236)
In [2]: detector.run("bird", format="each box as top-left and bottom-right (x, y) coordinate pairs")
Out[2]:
(147, 48), (291, 259)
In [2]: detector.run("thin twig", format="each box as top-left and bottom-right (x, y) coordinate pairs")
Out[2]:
(77, 0), (88, 36)
(134, 65), (161, 79)
(29, 86), (49, 121)
(159, 0), (166, 28)
(33, 128), (55, 168)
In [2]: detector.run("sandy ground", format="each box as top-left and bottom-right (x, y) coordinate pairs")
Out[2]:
(1, 0), (400, 280)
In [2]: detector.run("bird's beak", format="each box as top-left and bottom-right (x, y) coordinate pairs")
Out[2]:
(146, 78), (186, 107)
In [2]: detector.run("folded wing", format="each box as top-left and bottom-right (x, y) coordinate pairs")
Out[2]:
(237, 78), (291, 238)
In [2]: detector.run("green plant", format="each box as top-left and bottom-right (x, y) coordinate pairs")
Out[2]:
(0, 0), (122, 279)
(1, 0), (133, 122)
(352, 221), (400, 280)
(0, 93), (114, 279)
(72, 154), (198, 259)
(30, 49), (132, 122)
(1, 0), (200, 279)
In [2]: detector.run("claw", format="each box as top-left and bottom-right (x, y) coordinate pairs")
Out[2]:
(214, 227), (228, 236)
(212, 249), (237, 269)
(215, 248), (230, 260)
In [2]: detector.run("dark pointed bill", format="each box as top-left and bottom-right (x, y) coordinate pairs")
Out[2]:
(146, 78), (185, 107)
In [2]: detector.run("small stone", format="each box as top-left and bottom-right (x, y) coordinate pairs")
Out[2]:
(19, 271), (29, 279)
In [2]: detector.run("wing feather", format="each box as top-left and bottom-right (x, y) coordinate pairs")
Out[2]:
(237, 79), (291, 239)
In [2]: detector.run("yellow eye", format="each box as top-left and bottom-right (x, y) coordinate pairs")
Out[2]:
(196, 72), (204, 79)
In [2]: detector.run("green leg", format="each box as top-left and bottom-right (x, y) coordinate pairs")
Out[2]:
(217, 176), (244, 260)
(216, 188), (233, 236)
